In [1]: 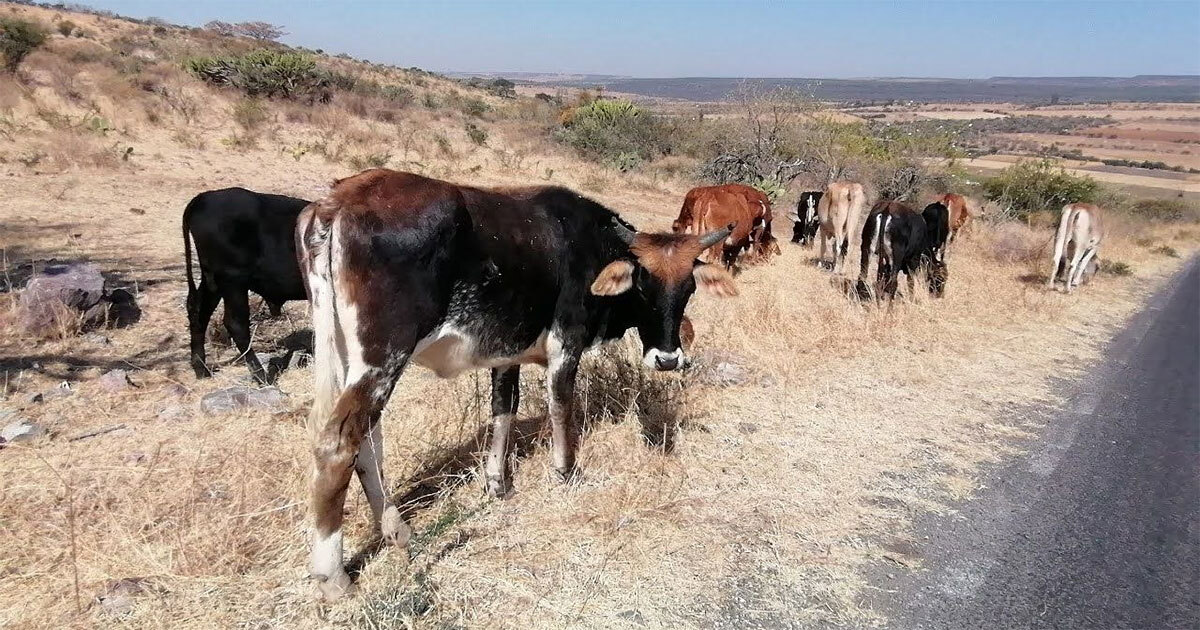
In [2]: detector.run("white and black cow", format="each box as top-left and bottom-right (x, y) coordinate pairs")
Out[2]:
(183, 187), (309, 383)
(857, 200), (948, 300)
(295, 169), (739, 600)
(789, 191), (822, 246)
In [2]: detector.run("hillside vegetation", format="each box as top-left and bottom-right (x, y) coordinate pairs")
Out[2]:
(0, 3), (1198, 629)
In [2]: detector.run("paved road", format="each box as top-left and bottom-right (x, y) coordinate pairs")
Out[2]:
(877, 258), (1200, 629)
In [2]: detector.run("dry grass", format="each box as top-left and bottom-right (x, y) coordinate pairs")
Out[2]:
(1, 2), (1198, 628)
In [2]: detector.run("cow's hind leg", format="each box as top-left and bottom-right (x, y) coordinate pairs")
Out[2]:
(220, 284), (269, 384)
(187, 277), (221, 378)
(546, 331), (582, 482)
(1064, 239), (1090, 294)
(1069, 244), (1099, 292)
(311, 363), (408, 601)
(356, 419), (408, 548)
(486, 366), (520, 497)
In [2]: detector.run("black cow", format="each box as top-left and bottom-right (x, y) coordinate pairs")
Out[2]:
(790, 191), (822, 246)
(921, 202), (950, 296)
(857, 201), (948, 301)
(183, 188), (310, 383)
(296, 169), (739, 600)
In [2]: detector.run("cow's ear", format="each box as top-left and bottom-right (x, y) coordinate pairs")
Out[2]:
(591, 260), (635, 296)
(693, 263), (738, 297)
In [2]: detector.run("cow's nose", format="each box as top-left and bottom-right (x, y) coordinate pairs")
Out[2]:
(655, 354), (679, 371)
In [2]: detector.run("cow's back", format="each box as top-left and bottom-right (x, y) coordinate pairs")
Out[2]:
(185, 187), (309, 298)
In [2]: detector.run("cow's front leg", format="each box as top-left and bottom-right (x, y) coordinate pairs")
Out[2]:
(546, 332), (582, 483)
(486, 366), (520, 497)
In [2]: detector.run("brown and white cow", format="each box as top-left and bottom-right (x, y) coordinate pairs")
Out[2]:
(296, 169), (737, 600)
(1047, 202), (1104, 293)
(672, 183), (776, 269)
(817, 181), (867, 273)
(935, 193), (982, 245)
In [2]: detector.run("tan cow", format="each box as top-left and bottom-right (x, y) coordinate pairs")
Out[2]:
(1047, 203), (1104, 293)
(817, 181), (867, 273)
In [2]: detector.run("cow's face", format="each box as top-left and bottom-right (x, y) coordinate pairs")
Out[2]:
(927, 260), (948, 297)
(591, 227), (737, 371)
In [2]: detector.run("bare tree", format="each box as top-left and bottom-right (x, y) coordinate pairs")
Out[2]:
(234, 21), (287, 41)
(203, 20), (236, 36)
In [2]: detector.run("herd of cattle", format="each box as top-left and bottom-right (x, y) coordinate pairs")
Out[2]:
(179, 169), (1104, 599)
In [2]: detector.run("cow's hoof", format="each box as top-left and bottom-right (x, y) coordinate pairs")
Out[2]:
(314, 571), (355, 602)
(191, 362), (212, 379)
(485, 474), (511, 498)
(380, 506), (411, 548)
(552, 466), (578, 484)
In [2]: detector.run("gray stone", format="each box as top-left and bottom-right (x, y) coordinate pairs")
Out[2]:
(18, 262), (104, 333)
(200, 386), (289, 416)
(1, 416), (47, 445)
(83, 332), (111, 346)
(43, 382), (74, 402)
(737, 422), (760, 434)
(96, 577), (158, 617)
(616, 610), (646, 625)
(696, 361), (751, 387)
(97, 369), (135, 392)
(156, 404), (187, 422)
(162, 384), (189, 398)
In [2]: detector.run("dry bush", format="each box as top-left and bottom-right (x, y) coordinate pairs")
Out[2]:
(231, 98), (268, 132)
(982, 221), (1049, 265)
(36, 129), (125, 170)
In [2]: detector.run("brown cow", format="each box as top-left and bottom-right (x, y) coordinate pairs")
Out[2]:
(935, 193), (982, 244)
(817, 181), (867, 273)
(672, 184), (775, 269)
(1048, 203), (1104, 293)
(297, 170), (737, 600)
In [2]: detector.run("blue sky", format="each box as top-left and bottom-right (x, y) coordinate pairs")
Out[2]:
(84, 1), (1200, 78)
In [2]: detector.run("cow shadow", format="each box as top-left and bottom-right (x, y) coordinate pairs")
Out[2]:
(345, 352), (687, 577)
(1018, 272), (1048, 286)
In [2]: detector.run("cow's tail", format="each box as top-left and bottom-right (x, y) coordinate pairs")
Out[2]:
(1048, 204), (1076, 287)
(182, 196), (200, 294)
(859, 211), (880, 281)
(300, 203), (346, 437)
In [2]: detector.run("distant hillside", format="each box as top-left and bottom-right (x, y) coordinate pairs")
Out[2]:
(547, 75), (1200, 103)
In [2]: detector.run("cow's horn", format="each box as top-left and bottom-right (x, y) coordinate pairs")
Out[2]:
(698, 222), (735, 249)
(612, 218), (637, 245)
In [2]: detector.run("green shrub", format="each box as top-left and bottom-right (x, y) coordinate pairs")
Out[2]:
(57, 20), (76, 37)
(464, 122), (487, 146)
(981, 159), (1100, 220)
(185, 50), (335, 101)
(461, 96), (490, 118)
(0, 18), (48, 72)
(554, 98), (667, 165)
(1151, 245), (1179, 258)
(379, 84), (414, 105)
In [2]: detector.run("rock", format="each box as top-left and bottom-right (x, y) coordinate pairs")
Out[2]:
(83, 332), (111, 346)
(96, 577), (158, 617)
(1, 415), (47, 446)
(97, 369), (136, 392)
(23, 392), (44, 405)
(16, 262), (141, 334)
(124, 451), (148, 466)
(18, 262), (104, 334)
(43, 382), (74, 402)
(616, 610), (646, 625)
(162, 384), (189, 398)
(156, 404), (187, 422)
(737, 422), (760, 434)
(696, 361), (750, 388)
(200, 386), (289, 416)
(105, 288), (141, 328)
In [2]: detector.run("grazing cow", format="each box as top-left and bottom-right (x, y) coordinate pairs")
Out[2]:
(184, 188), (310, 383)
(817, 181), (867, 273)
(790, 191), (822, 246)
(858, 201), (947, 300)
(1047, 203), (1104, 293)
(921, 202), (951, 297)
(296, 169), (738, 600)
(672, 184), (774, 269)
(935, 193), (980, 244)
